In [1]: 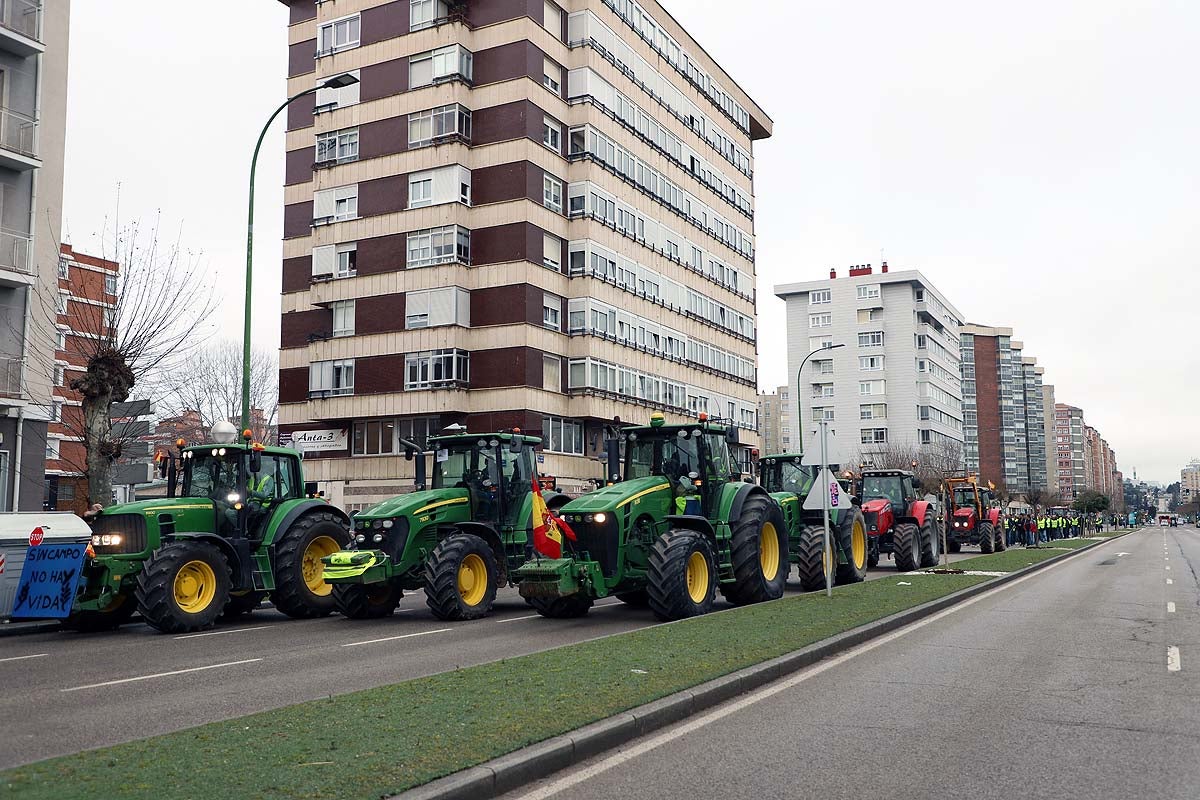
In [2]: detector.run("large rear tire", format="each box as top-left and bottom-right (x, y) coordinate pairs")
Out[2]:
(867, 540), (880, 569)
(835, 509), (869, 584)
(61, 592), (137, 632)
(424, 533), (499, 621)
(978, 522), (995, 554)
(893, 522), (920, 572)
(919, 518), (940, 568)
(528, 594), (594, 618)
(995, 520), (1008, 551)
(334, 582), (404, 619)
(795, 524), (830, 591)
(136, 541), (231, 634)
(647, 530), (716, 621)
(720, 495), (789, 605)
(271, 512), (351, 619)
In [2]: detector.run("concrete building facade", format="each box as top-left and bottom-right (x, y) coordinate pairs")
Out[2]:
(0, 2), (69, 511)
(276, 0), (772, 509)
(756, 384), (789, 455)
(1182, 458), (1200, 506)
(1042, 382), (1057, 493)
(776, 264), (965, 467)
(1053, 403), (1086, 501)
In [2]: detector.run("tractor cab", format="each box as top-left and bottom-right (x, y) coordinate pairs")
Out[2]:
(622, 413), (740, 517)
(760, 455), (816, 496)
(178, 442), (304, 540)
(430, 432), (536, 528)
(861, 471), (919, 510)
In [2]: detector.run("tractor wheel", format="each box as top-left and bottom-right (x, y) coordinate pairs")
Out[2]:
(528, 594), (594, 618)
(424, 533), (499, 621)
(720, 495), (789, 605)
(867, 539), (880, 569)
(61, 592), (137, 632)
(271, 512), (351, 619)
(948, 540), (962, 554)
(615, 590), (650, 607)
(795, 524), (831, 591)
(334, 582), (403, 619)
(221, 591), (266, 620)
(835, 509), (869, 585)
(978, 522), (995, 554)
(893, 523), (920, 572)
(919, 519), (941, 568)
(647, 530), (716, 621)
(136, 541), (231, 634)
(995, 522), (1008, 552)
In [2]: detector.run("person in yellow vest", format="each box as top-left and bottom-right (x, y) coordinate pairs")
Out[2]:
(674, 475), (701, 515)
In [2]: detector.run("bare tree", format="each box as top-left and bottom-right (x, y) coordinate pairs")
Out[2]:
(857, 437), (966, 496)
(155, 340), (278, 444)
(26, 215), (216, 505)
(1023, 486), (1051, 510)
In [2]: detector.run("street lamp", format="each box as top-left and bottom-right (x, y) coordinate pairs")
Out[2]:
(241, 73), (360, 434)
(794, 343), (845, 456)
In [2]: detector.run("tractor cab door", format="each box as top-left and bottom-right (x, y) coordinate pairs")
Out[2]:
(901, 475), (919, 506)
(245, 453), (302, 539)
(499, 443), (535, 530)
(700, 433), (735, 517)
(182, 450), (243, 538)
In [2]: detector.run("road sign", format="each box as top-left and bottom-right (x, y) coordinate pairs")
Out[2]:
(28, 527), (44, 547)
(803, 468), (840, 511)
(11, 542), (87, 619)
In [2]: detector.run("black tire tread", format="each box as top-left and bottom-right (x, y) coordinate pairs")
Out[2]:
(271, 512), (351, 619)
(333, 582), (403, 619)
(61, 594), (137, 632)
(647, 530), (715, 621)
(528, 594), (594, 618)
(919, 519), (939, 568)
(423, 533), (498, 621)
(136, 542), (231, 634)
(834, 509), (868, 584)
(721, 495), (789, 605)
(893, 522), (920, 572)
(978, 521), (994, 554)
(795, 525), (827, 591)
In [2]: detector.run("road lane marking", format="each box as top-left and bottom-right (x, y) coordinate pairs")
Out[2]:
(499, 614), (542, 624)
(174, 625), (274, 640)
(512, 537), (1106, 800)
(0, 653), (48, 664)
(341, 629), (451, 648)
(61, 659), (263, 692)
(1167, 602), (1176, 613)
(1168, 646), (1181, 672)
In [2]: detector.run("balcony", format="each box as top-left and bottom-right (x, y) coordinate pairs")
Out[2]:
(0, 356), (23, 399)
(0, 106), (38, 170)
(0, 0), (42, 57)
(0, 227), (32, 279)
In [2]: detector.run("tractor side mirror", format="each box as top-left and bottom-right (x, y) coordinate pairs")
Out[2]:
(249, 448), (262, 474)
(305, 481), (319, 497)
(725, 426), (739, 445)
(509, 434), (523, 454)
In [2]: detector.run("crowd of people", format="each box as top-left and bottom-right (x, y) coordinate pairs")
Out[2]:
(1003, 511), (1132, 547)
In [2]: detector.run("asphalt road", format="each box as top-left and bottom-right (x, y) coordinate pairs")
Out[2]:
(504, 527), (1197, 800)
(0, 545), (982, 769)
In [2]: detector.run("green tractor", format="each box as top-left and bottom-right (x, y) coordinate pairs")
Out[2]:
(67, 423), (352, 634)
(322, 430), (571, 621)
(759, 454), (868, 590)
(514, 413), (789, 621)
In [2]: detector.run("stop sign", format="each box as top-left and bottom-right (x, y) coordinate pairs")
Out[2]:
(28, 527), (44, 547)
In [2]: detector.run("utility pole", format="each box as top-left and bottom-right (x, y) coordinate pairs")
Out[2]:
(820, 418), (833, 598)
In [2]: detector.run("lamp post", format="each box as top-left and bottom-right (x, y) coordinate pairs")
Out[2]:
(794, 343), (845, 456)
(242, 73), (360, 434)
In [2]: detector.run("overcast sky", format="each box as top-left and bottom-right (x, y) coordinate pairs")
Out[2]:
(63, 1), (1198, 484)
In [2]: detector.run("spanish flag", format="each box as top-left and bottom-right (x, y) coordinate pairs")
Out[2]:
(532, 476), (576, 558)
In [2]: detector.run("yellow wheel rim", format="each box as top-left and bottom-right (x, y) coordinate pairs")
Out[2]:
(759, 522), (781, 580)
(457, 553), (489, 607)
(174, 560), (217, 614)
(685, 551), (710, 604)
(303, 536), (341, 596)
(851, 519), (867, 569)
(821, 535), (833, 577)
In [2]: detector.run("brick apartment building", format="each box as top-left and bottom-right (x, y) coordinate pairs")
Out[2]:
(276, 0), (772, 509)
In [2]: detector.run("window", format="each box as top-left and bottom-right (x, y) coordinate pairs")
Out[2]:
(407, 225), (470, 268)
(410, 0), (446, 30)
(860, 380), (886, 396)
(408, 165), (471, 207)
(318, 14), (360, 55)
(919, 429), (932, 445)
(46, 438), (59, 460)
(857, 284), (881, 300)
(57, 256), (68, 279)
(54, 366), (64, 386)
(811, 383), (834, 399)
(811, 407), (834, 421)
(858, 331), (885, 347)
(809, 289), (831, 305)
(915, 288), (926, 302)
(410, 45), (473, 88)
(332, 300), (355, 337)
(542, 1), (562, 36)
(543, 57), (562, 92)
(409, 104), (472, 146)
(50, 400), (62, 422)
(542, 415), (584, 454)
(544, 232), (561, 271)
(353, 419), (397, 456)
(859, 355), (884, 371)
(861, 428), (888, 445)
(315, 70), (360, 110)
(543, 293), (561, 330)
(56, 294), (67, 314)
(543, 117), (561, 151)
(857, 308), (882, 323)
(104, 308), (117, 330)
(406, 287), (470, 329)
(543, 355), (561, 392)
(55, 330), (66, 351)
(860, 403), (887, 420)
(409, 177), (432, 208)
(314, 184), (358, 222)
(104, 273), (117, 295)
(309, 359), (355, 397)
(809, 313), (831, 328)
(405, 349), (469, 390)
(335, 243), (357, 277)
(316, 128), (359, 164)
(543, 176), (563, 213)
(315, 242), (359, 279)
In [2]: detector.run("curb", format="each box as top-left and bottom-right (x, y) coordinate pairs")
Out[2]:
(0, 620), (59, 638)
(393, 530), (1134, 800)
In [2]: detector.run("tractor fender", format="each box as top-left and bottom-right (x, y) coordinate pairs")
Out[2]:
(987, 508), (1003, 527)
(665, 515), (717, 544)
(728, 482), (770, 523)
(909, 500), (931, 528)
(446, 521), (508, 582)
(269, 500), (352, 544)
(543, 490), (572, 511)
(163, 532), (248, 586)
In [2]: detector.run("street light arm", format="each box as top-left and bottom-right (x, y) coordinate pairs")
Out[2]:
(794, 343), (845, 458)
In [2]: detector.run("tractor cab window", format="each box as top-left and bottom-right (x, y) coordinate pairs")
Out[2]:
(500, 443), (535, 527)
(863, 475), (905, 507)
(953, 487), (977, 508)
(626, 430), (700, 487)
(432, 445), (473, 490)
(705, 433), (735, 481)
(768, 461), (813, 494)
(182, 450), (241, 501)
(902, 476), (918, 502)
(248, 454), (301, 504)
(432, 438), (512, 521)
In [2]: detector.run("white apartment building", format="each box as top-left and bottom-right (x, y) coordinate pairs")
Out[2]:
(775, 264), (965, 466)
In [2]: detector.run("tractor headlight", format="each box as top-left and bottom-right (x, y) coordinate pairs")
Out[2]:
(593, 513), (607, 524)
(227, 493), (241, 503)
(355, 534), (367, 544)
(953, 521), (961, 528)
(372, 534), (384, 544)
(585, 514), (594, 523)
(382, 519), (394, 529)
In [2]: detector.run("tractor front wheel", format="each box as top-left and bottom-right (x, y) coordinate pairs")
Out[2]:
(62, 592), (137, 632)
(334, 582), (404, 619)
(528, 594), (594, 618)
(867, 538), (880, 569)
(835, 509), (869, 584)
(795, 525), (831, 591)
(648, 530), (716, 621)
(995, 522), (1008, 552)
(136, 541), (231, 634)
(271, 512), (351, 619)
(893, 523), (920, 572)
(721, 494), (789, 605)
(978, 522), (995, 554)
(919, 519), (941, 568)
(424, 534), (499, 621)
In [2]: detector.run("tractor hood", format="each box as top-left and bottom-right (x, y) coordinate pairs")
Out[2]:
(561, 476), (672, 514)
(97, 497), (216, 518)
(953, 507), (976, 519)
(861, 498), (892, 515)
(356, 488), (470, 520)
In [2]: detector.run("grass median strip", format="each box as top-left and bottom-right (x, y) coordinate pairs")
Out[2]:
(5, 573), (1000, 800)
(924, 540), (1099, 573)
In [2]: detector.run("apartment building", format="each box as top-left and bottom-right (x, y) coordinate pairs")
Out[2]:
(1083, 425), (1119, 502)
(756, 385), (789, 455)
(1042, 382), (1057, 493)
(1180, 459), (1200, 506)
(1020, 356), (1048, 492)
(775, 264), (965, 466)
(1053, 403), (1086, 501)
(44, 244), (119, 512)
(0, 2), (69, 511)
(276, 0), (772, 507)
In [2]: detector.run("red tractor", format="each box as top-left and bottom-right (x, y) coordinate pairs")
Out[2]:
(944, 476), (1005, 553)
(859, 468), (940, 571)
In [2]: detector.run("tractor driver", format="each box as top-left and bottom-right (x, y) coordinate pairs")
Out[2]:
(245, 465), (276, 537)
